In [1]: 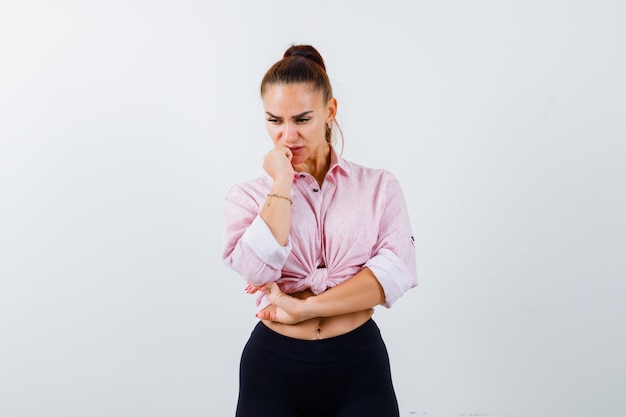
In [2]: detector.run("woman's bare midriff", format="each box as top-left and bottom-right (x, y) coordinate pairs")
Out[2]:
(260, 289), (374, 340)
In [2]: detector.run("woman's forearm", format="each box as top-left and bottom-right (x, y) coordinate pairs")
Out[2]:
(304, 267), (385, 318)
(260, 180), (292, 246)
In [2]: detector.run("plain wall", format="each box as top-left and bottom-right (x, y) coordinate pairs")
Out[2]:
(1, 1), (624, 416)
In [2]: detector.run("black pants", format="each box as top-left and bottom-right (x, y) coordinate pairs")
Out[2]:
(236, 319), (400, 417)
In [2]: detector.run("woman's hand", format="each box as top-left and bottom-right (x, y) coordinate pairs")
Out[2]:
(244, 283), (262, 294)
(254, 282), (314, 325)
(263, 146), (295, 183)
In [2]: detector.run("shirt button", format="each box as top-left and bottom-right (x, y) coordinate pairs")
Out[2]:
(313, 188), (319, 192)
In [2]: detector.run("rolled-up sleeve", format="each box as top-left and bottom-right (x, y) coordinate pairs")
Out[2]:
(222, 186), (292, 286)
(364, 174), (418, 307)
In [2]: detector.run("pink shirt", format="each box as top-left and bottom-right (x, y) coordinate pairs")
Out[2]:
(222, 147), (417, 310)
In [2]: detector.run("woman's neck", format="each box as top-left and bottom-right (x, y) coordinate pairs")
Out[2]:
(294, 143), (331, 186)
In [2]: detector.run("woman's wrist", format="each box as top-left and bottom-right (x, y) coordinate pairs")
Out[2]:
(301, 296), (319, 320)
(271, 178), (293, 194)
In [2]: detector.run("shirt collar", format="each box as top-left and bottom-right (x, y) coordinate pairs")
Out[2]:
(292, 146), (351, 180)
(328, 145), (350, 177)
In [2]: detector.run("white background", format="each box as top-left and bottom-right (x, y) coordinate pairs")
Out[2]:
(1, 1), (625, 416)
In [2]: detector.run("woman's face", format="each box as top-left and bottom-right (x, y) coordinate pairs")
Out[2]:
(262, 82), (336, 166)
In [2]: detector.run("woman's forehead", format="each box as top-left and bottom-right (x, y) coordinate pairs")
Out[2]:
(262, 83), (325, 111)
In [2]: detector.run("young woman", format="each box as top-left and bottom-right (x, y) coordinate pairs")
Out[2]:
(222, 44), (417, 417)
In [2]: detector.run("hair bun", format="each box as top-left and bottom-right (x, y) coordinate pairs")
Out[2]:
(284, 45), (326, 72)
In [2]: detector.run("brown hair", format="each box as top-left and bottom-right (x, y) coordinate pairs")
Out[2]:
(260, 45), (342, 147)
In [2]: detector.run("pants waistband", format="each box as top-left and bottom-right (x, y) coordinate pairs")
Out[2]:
(249, 318), (382, 363)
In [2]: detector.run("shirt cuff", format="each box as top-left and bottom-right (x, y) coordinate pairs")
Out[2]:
(365, 248), (417, 308)
(241, 215), (292, 270)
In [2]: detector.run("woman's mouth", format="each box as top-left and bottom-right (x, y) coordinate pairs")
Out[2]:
(289, 146), (304, 156)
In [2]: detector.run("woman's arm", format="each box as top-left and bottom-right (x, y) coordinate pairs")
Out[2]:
(222, 146), (295, 287)
(256, 267), (385, 324)
(259, 178), (292, 246)
(259, 146), (294, 245)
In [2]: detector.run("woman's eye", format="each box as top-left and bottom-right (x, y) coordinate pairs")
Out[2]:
(267, 118), (279, 124)
(296, 118), (309, 123)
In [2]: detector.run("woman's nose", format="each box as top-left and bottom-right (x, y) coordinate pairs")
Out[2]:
(282, 123), (298, 142)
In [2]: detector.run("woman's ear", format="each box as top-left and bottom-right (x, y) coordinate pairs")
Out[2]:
(326, 97), (338, 121)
